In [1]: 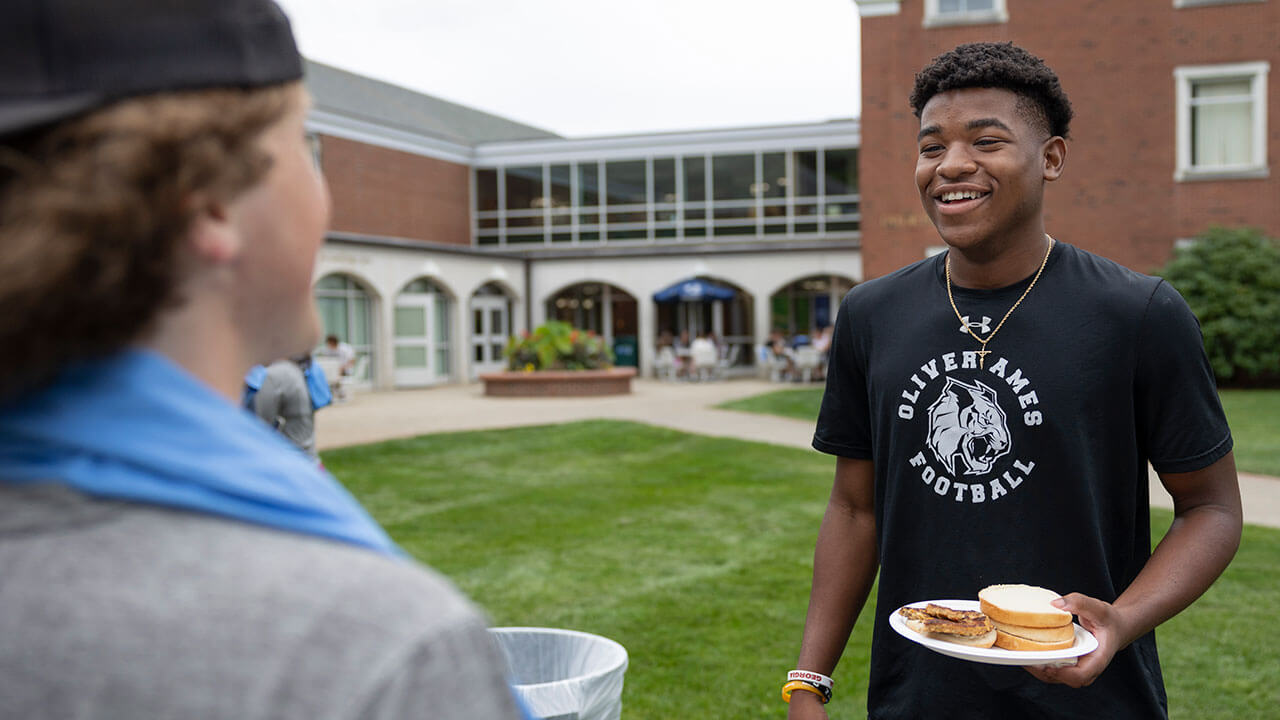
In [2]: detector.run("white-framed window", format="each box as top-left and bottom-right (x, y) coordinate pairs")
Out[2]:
(306, 132), (323, 171)
(1174, 62), (1270, 181)
(923, 0), (1007, 27)
(1174, 0), (1265, 8)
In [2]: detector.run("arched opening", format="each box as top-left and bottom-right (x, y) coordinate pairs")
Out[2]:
(314, 273), (376, 384)
(469, 282), (515, 378)
(653, 276), (755, 372)
(769, 274), (855, 341)
(394, 277), (454, 387)
(545, 282), (640, 368)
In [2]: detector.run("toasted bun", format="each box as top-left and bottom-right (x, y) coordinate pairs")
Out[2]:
(905, 618), (997, 648)
(979, 584), (1072, 628)
(994, 628), (1075, 652)
(991, 618), (1075, 643)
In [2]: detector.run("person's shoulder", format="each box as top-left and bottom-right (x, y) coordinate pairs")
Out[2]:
(842, 253), (940, 310)
(264, 359), (306, 386)
(1057, 242), (1165, 305)
(180, 510), (481, 631)
(14, 490), (485, 641)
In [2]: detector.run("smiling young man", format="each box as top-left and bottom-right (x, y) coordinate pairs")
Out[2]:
(786, 43), (1242, 719)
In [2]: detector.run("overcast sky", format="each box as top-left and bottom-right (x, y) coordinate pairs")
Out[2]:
(274, 0), (862, 138)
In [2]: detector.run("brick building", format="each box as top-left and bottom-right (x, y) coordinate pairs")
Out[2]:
(304, 61), (861, 389)
(854, 0), (1278, 278)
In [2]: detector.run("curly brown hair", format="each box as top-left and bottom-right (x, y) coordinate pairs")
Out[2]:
(910, 42), (1073, 139)
(0, 83), (296, 401)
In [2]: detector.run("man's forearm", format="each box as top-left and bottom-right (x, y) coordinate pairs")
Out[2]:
(1112, 454), (1242, 648)
(1112, 501), (1241, 647)
(794, 496), (879, 675)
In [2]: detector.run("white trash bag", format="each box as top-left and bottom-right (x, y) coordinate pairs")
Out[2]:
(490, 627), (629, 720)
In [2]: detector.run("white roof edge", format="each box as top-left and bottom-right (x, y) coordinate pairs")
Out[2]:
(854, 0), (902, 17)
(474, 120), (861, 165)
(306, 109), (476, 165)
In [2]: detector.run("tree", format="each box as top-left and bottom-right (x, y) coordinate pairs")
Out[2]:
(1156, 226), (1280, 386)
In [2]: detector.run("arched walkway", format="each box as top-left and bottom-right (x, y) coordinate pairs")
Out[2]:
(392, 277), (454, 387)
(469, 281), (516, 378)
(545, 281), (640, 368)
(769, 274), (855, 340)
(653, 276), (755, 371)
(314, 273), (377, 384)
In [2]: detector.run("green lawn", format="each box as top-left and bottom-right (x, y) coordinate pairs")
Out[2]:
(717, 387), (825, 423)
(323, 421), (1280, 719)
(1220, 390), (1280, 477)
(720, 387), (1280, 477)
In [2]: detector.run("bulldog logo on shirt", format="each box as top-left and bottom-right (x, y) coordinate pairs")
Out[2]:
(896, 351), (1044, 504)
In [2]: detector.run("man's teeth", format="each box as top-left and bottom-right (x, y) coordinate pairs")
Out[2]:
(940, 190), (985, 202)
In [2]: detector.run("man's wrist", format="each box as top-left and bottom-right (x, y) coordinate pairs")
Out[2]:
(788, 690), (825, 707)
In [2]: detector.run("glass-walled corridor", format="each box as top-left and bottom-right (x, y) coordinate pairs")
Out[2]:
(473, 147), (858, 247)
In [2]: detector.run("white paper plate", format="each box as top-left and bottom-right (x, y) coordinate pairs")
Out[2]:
(889, 599), (1097, 667)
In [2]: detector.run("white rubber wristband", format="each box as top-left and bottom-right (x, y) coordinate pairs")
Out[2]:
(787, 670), (834, 690)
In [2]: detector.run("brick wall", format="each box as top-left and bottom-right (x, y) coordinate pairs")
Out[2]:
(319, 135), (471, 246)
(859, 0), (1280, 279)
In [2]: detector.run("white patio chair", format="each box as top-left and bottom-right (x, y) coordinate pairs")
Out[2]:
(794, 346), (821, 383)
(653, 346), (678, 381)
(716, 344), (741, 379)
(690, 343), (720, 382)
(313, 356), (343, 395)
(338, 355), (369, 399)
(764, 347), (793, 382)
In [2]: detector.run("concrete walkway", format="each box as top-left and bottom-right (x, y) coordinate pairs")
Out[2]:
(317, 379), (1280, 529)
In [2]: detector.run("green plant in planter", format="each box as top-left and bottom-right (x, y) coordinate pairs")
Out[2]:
(504, 321), (614, 371)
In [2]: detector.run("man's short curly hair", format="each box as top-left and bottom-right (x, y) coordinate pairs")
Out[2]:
(910, 42), (1073, 139)
(0, 84), (295, 400)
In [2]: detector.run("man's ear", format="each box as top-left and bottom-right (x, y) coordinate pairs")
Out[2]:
(185, 195), (243, 264)
(1042, 136), (1067, 182)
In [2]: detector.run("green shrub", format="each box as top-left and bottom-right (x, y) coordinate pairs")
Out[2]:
(1156, 227), (1280, 386)
(504, 320), (613, 371)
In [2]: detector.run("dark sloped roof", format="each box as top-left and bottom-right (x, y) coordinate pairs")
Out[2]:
(304, 60), (560, 146)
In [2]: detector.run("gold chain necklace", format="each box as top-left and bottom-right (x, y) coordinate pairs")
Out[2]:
(945, 236), (1055, 369)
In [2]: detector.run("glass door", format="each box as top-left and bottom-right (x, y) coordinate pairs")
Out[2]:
(470, 295), (509, 378)
(394, 292), (435, 387)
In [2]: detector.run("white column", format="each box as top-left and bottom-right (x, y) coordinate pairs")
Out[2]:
(376, 293), (395, 390)
(753, 287), (773, 377)
(638, 295), (656, 377)
(602, 284), (614, 344)
(828, 275), (842, 329)
(457, 298), (471, 383)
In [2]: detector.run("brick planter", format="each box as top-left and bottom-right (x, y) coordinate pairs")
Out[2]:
(480, 368), (636, 397)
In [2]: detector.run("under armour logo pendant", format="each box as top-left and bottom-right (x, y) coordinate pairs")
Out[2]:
(959, 315), (993, 335)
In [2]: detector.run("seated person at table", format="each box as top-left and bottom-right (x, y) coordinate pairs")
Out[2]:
(319, 334), (357, 376)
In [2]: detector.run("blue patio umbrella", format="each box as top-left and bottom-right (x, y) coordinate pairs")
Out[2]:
(652, 278), (736, 303)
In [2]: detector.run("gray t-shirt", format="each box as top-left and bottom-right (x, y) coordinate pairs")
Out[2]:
(0, 484), (524, 720)
(253, 360), (317, 459)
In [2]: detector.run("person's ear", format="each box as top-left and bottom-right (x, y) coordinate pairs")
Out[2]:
(1042, 136), (1067, 182)
(185, 194), (243, 264)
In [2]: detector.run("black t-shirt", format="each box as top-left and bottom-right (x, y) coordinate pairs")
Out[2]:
(813, 242), (1232, 719)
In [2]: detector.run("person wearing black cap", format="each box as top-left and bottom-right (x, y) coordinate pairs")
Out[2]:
(0, 2), (531, 718)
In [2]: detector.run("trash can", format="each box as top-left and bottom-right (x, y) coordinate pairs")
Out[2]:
(611, 335), (638, 368)
(490, 627), (629, 720)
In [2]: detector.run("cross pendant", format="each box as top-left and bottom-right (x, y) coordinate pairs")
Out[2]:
(976, 347), (991, 368)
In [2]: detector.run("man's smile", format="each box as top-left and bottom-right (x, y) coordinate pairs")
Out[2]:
(932, 185), (992, 215)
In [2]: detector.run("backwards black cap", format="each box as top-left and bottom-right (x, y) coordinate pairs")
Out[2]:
(0, 0), (303, 138)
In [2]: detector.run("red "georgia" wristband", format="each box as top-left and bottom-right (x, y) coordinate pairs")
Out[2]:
(787, 669), (834, 690)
